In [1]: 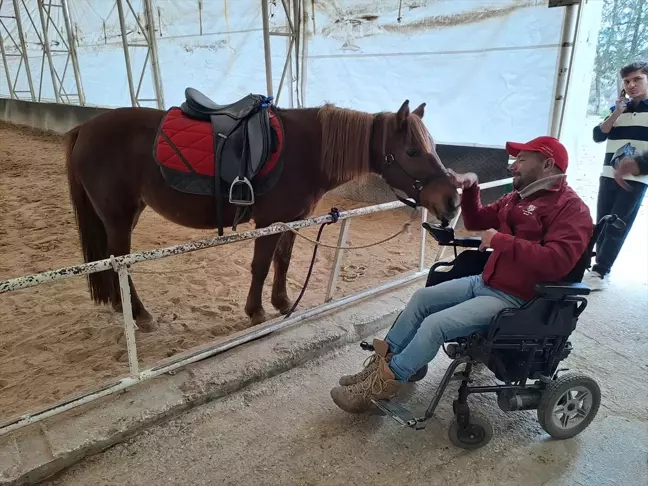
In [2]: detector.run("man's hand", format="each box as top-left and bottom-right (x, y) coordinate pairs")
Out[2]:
(448, 168), (479, 189)
(614, 96), (629, 114)
(614, 156), (640, 191)
(479, 228), (498, 251)
(599, 100), (626, 134)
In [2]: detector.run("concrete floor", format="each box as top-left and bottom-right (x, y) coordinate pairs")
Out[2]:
(41, 262), (647, 486)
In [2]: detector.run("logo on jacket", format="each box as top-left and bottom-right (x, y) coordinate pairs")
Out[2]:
(522, 204), (537, 216)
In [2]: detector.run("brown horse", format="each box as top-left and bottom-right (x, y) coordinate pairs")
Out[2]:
(64, 98), (459, 332)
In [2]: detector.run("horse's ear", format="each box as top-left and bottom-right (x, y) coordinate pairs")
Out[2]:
(396, 100), (410, 127)
(412, 102), (425, 118)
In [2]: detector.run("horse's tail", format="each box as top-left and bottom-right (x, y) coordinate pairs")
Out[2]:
(65, 126), (115, 305)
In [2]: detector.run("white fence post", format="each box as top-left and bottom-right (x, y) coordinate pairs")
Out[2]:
(116, 264), (140, 378)
(325, 219), (350, 302)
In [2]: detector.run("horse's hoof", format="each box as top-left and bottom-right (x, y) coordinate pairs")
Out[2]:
(272, 297), (294, 315)
(112, 301), (123, 313)
(249, 309), (268, 326)
(136, 313), (158, 333)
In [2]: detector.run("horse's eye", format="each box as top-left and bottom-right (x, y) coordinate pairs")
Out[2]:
(406, 149), (420, 157)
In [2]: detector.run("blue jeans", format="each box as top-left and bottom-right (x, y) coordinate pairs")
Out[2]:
(386, 275), (524, 382)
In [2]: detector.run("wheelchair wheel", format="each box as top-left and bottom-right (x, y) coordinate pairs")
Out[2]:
(408, 365), (428, 382)
(448, 412), (493, 450)
(537, 373), (601, 440)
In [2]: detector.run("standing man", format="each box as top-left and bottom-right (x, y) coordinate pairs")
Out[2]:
(586, 61), (648, 290)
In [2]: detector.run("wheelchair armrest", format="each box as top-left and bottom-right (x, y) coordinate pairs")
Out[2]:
(451, 236), (483, 248)
(534, 281), (590, 299)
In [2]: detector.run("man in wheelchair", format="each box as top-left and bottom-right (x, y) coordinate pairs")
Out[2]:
(330, 136), (595, 415)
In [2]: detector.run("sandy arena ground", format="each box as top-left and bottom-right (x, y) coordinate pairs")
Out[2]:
(0, 122), (446, 423)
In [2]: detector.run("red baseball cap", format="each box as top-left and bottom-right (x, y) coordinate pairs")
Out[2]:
(505, 136), (569, 172)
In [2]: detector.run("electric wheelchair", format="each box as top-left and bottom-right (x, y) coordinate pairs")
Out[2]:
(360, 214), (625, 450)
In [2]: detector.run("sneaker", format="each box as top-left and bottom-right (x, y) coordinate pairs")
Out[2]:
(582, 270), (609, 291)
(330, 359), (403, 414)
(338, 339), (391, 386)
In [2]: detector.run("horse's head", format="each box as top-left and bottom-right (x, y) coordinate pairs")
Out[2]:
(375, 100), (459, 222)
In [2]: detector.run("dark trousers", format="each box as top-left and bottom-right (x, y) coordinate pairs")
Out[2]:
(593, 176), (647, 275)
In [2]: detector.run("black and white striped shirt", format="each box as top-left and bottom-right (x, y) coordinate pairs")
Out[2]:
(593, 98), (648, 185)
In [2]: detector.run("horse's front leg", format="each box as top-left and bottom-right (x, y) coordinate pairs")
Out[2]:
(244, 232), (282, 325)
(271, 231), (297, 315)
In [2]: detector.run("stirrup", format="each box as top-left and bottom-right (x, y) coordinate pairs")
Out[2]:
(229, 176), (255, 206)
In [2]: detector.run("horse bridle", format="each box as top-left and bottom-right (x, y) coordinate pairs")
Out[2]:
(382, 153), (433, 210)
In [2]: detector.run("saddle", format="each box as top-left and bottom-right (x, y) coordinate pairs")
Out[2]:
(179, 87), (275, 235)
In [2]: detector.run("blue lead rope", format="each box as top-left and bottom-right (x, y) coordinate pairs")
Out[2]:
(261, 95), (274, 109)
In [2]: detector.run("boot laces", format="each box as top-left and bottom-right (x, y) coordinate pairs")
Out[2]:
(353, 353), (379, 379)
(348, 356), (390, 398)
(362, 353), (378, 369)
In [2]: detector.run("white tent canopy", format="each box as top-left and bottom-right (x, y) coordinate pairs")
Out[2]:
(0, 0), (602, 151)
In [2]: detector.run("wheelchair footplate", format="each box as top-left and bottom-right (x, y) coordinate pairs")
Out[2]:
(371, 399), (427, 430)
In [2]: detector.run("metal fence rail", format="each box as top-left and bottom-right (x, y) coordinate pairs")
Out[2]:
(0, 178), (511, 436)
(1, 200), (406, 294)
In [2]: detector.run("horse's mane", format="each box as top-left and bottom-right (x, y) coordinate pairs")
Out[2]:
(318, 104), (373, 183)
(317, 103), (433, 184)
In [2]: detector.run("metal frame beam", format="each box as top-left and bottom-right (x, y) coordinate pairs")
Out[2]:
(0, 0), (35, 100)
(549, 1), (580, 138)
(34, 0), (85, 104)
(261, 0), (306, 107)
(116, 0), (164, 109)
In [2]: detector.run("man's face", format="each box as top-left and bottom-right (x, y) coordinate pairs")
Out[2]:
(623, 70), (648, 100)
(509, 151), (547, 190)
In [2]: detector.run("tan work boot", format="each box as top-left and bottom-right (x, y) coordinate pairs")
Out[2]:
(338, 339), (391, 386)
(330, 359), (403, 414)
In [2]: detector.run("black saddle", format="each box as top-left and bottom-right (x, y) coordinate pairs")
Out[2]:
(180, 87), (275, 235)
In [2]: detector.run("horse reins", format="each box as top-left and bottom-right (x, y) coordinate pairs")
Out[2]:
(283, 150), (453, 318)
(282, 206), (418, 318)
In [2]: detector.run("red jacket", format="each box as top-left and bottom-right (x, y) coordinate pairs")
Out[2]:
(461, 178), (593, 301)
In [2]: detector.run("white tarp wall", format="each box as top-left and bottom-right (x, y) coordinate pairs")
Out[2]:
(1, 0), (595, 150)
(305, 0), (565, 148)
